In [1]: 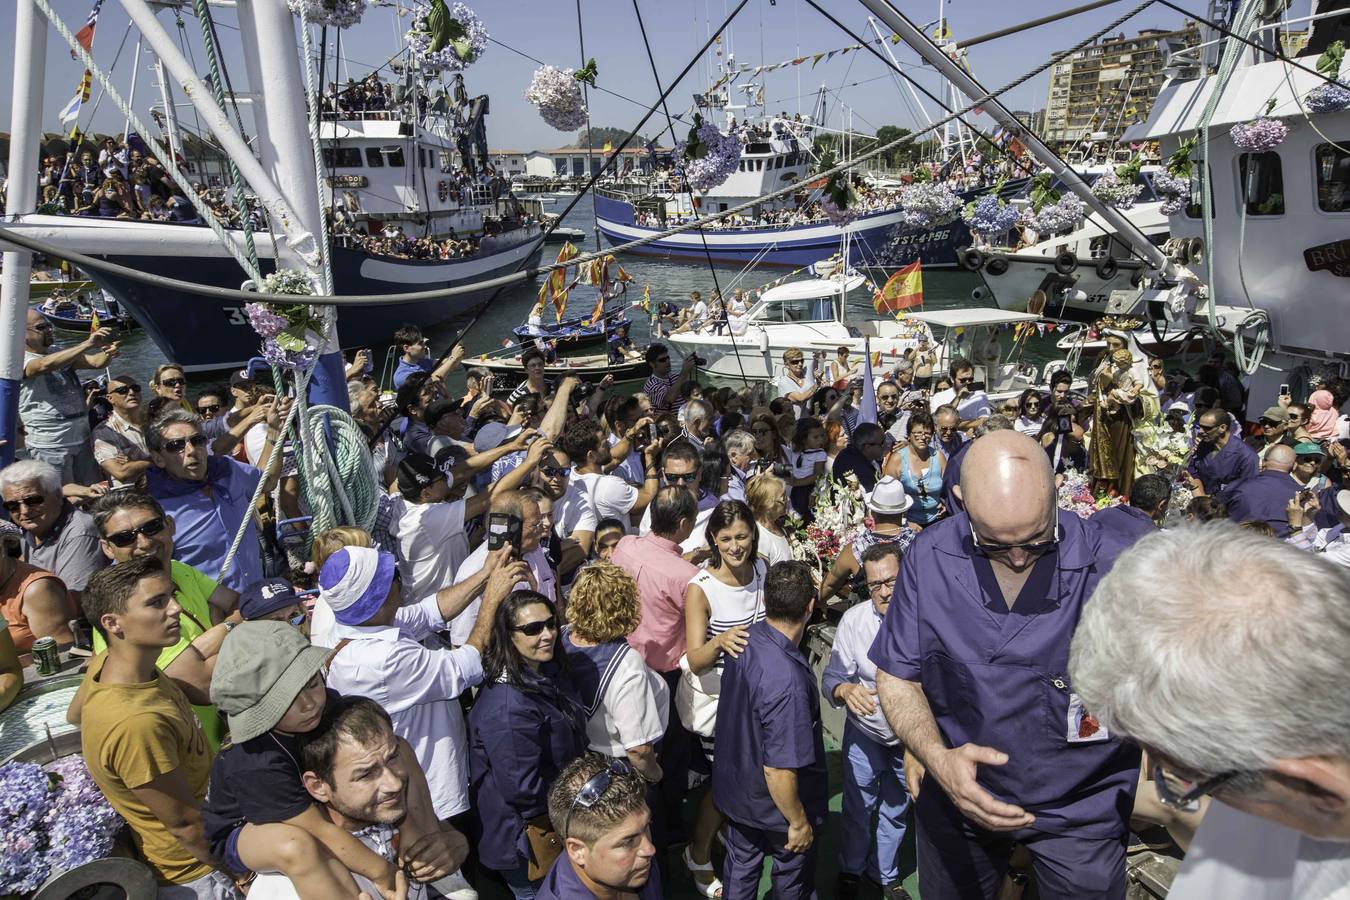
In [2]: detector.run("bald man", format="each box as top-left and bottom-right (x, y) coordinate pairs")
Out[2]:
(1222, 442), (1302, 537)
(869, 431), (1139, 900)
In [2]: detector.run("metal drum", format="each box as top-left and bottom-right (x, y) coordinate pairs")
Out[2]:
(0, 672), (82, 764)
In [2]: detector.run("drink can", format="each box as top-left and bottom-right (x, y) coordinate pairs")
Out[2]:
(32, 636), (60, 677)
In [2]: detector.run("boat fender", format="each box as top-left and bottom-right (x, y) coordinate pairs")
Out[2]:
(984, 255), (1009, 277)
(1054, 251), (1078, 275)
(756, 328), (769, 353)
(970, 286), (988, 302)
(1130, 267), (1146, 288)
(438, 181), (449, 202)
(959, 248), (985, 271)
(1095, 256), (1119, 280)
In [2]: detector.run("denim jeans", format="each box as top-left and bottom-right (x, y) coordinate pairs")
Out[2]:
(838, 720), (910, 885)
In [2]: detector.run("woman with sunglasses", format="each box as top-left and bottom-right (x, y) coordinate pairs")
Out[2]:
(1013, 388), (1047, 438)
(469, 590), (588, 899)
(886, 410), (947, 527)
(150, 363), (191, 411)
(748, 411), (787, 474)
(682, 500), (766, 898)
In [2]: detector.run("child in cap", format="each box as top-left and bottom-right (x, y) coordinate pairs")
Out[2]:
(203, 621), (404, 898)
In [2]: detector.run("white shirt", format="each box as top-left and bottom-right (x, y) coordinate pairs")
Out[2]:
(605, 433), (644, 485)
(552, 480), (599, 540)
(774, 368), (816, 418)
(572, 471), (638, 530)
(448, 541), (556, 645)
(326, 595), (483, 819)
(577, 643), (670, 757)
(638, 489), (719, 552)
(1287, 524), (1350, 568)
(391, 496), (471, 603)
(930, 387), (991, 421)
(687, 299), (708, 329)
(248, 825), (427, 900)
(1168, 801), (1350, 900)
(821, 600), (898, 746)
(757, 524), (793, 565)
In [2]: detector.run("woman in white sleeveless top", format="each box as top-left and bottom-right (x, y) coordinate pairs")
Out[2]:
(682, 499), (765, 898)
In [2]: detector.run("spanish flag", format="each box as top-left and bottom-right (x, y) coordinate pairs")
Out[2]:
(874, 260), (923, 314)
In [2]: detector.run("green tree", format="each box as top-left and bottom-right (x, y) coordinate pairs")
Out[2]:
(572, 126), (643, 149)
(873, 125), (914, 167)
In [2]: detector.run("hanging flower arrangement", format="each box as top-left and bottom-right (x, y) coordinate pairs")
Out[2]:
(245, 270), (322, 371)
(962, 192), (1019, 242)
(897, 182), (961, 229)
(406, 0), (488, 74)
(1307, 41), (1350, 113)
(287, 0), (369, 29)
(1231, 100), (1288, 152)
(1089, 171), (1144, 210)
(1151, 171), (1189, 215)
(0, 758), (123, 895)
(677, 113), (743, 192)
(525, 65), (590, 131)
(816, 150), (858, 226)
(1026, 193), (1084, 235)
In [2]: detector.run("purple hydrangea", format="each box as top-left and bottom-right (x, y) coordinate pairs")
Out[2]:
(287, 0), (367, 28)
(678, 121), (742, 192)
(1026, 194), (1084, 235)
(962, 194), (1019, 239)
(898, 182), (962, 229)
(1151, 171), (1189, 215)
(244, 302), (289, 338)
(0, 758), (123, 894)
(525, 66), (589, 132)
(1230, 117), (1288, 153)
(1307, 80), (1350, 114)
(0, 761), (53, 832)
(263, 336), (320, 372)
(1090, 171), (1145, 210)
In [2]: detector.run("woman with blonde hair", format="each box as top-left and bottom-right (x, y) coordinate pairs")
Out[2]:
(560, 563), (667, 783)
(307, 526), (372, 647)
(150, 363), (191, 411)
(744, 471), (793, 564)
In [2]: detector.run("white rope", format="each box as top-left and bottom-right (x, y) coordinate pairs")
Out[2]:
(30, 0), (262, 283)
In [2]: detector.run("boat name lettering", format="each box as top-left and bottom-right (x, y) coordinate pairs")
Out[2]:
(1303, 239), (1350, 278)
(327, 175), (369, 188)
(891, 229), (952, 247)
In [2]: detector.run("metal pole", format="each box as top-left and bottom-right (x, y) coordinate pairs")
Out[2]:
(117, 0), (321, 270)
(856, 0), (1173, 276)
(0, 0), (47, 467)
(125, 37), (143, 146)
(154, 55), (181, 165)
(235, 0), (347, 411)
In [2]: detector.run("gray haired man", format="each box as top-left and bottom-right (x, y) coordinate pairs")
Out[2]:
(1069, 523), (1350, 898)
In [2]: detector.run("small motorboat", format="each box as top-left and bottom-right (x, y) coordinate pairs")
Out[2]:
(512, 309), (633, 351)
(36, 291), (136, 332)
(475, 351), (651, 390)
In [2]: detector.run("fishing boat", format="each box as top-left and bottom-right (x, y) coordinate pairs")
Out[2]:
(36, 289), (135, 332)
(511, 308), (632, 351)
(475, 351), (651, 389)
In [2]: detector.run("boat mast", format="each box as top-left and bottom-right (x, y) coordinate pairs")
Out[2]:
(857, 0), (1173, 277)
(0, 0), (47, 466)
(154, 55), (182, 166)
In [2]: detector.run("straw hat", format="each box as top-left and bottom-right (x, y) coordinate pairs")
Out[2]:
(865, 476), (914, 516)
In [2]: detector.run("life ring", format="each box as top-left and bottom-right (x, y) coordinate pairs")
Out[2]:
(959, 247), (985, 271)
(1054, 251), (1078, 275)
(984, 255), (1009, 276)
(1095, 256), (1119, 280)
(437, 180), (449, 202)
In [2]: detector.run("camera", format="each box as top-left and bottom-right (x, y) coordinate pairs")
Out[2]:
(688, 353), (706, 367)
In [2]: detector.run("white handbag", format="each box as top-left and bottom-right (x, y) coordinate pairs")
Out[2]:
(674, 653), (720, 738)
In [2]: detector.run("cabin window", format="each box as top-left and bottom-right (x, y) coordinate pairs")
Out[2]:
(754, 296), (833, 323)
(1184, 165), (1215, 219)
(1238, 152), (1284, 215)
(323, 148), (362, 169)
(365, 148), (385, 168)
(1315, 142), (1350, 212)
(383, 147), (406, 168)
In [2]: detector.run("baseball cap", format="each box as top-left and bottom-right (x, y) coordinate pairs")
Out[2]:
(240, 577), (302, 620)
(210, 621), (331, 743)
(396, 452), (452, 497)
(1260, 406), (1289, 424)
(319, 546), (398, 627)
(1294, 441), (1326, 457)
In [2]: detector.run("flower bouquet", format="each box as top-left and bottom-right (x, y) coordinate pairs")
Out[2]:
(898, 182), (962, 229)
(677, 113), (742, 192)
(786, 472), (866, 574)
(245, 270), (323, 371)
(1025, 193), (1084, 235)
(1134, 421), (1193, 480)
(525, 65), (589, 131)
(816, 150), (859, 226)
(406, 1), (488, 74)
(1307, 42), (1350, 113)
(1230, 115), (1288, 153)
(287, 0), (369, 28)
(1090, 171), (1144, 210)
(1056, 469), (1122, 519)
(0, 757), (123, 895)
(1151, 171), (1189, 215)
(962, 193), (1019, 244)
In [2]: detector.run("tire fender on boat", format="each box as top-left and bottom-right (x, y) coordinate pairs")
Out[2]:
(959, 248), (985, 271)
(1054, 251), (1078, 275)
(1095, 256), (1119, 280)
(1130, 267), (1146, 288)
(984, 255), (1009, 276)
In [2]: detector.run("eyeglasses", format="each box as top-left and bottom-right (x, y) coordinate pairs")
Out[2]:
(955, 375), (975, 384)
(28, 322), (52, 333)
(162, 434), (208, 454)
(866, 575), (896, 596)
(159, 377), (186, 388)
(1259, 419), (1281, 427)
(1197, 422), (1224, 434)
(197, 403), (222, 415)
(1152, 762), (1240, 810)
(2, 494), (46, 513)
(663, 471), (699, 483)
(109, 384), (142, 396)
(104, 516), (167, 548)
(970, 522), (1061, 557)
(511, 615), (557, 637)
(540, 465), (571, 479)
(564, 759), (634, 834)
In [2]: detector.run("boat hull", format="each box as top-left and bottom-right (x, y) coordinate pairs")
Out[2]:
(972, 251), (1148, 323)
(668, 324), (932, 382)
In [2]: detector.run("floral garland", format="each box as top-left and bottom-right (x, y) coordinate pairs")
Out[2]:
(287, 0), (368, 28)
(245, 270), (322, 371)
(898, 182), (962, 229)
(786, 472), (866, 574)
(1230, 117), (1288, 153)
(406, 1), (488, 74)
(1135, 421), (1193, 479)
(816, 150), (859, 226)
(0, 758), (123, 895)
(525, 65), (590, 131)
(1151, 171), (1189, 215)
(1056, 469), (1122, 519)
(962, 193), (1019, 241)
(1089, 171), (1145, 210)
(677, 114), (742, 192)
(1025, 193), (1084, 235)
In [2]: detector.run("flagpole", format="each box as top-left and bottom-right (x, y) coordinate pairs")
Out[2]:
(123, 36), (142, 146)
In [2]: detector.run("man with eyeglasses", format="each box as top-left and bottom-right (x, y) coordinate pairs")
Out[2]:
(19, 308), (118, 485)
(871, 431), (1139, 900)
(0, 458), (108, 607)
(146, 407), (288, 608)
(773, 349), (817, 420)
(1071, 524), (1350, 898)
(929, 359), (990, 433)
(92, 374), (151, 487)
(1185, 407), (1258, 497)
(539, 754), (660, 899)
(822, 543), (914, 900)
(1247, 404), (1298, 462)
(637, 440), (719, 554)
(643, 343), (696, 418)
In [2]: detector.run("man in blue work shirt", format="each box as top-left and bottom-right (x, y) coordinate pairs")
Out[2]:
(871, 431), (1140, 900)
(1222, 443), (1301, 536)
(713, 560), (827, 900)
(1091, 472), (1170, 544)
(1186, 407), (1257, 496)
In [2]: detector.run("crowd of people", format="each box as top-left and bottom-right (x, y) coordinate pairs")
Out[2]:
(2, 308), (1348, 900)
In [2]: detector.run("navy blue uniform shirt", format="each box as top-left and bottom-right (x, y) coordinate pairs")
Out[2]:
(1090, 503), (1156, 543)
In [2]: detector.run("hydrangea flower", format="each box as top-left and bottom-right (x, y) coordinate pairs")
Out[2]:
(962, 194), (1019, 240)
(1230, 117), (1288, 153)
(677, 120), (742, 192)
(1056, 469), (1122, 518)
(525, 65), (589, 132)
(1025, 194), (1084, 235)
(1150, 171), (1190, 215)
(1090, 171), (1145, 210)
(1306, 80), (1350, 114)
(287, 0), (368, 28)
(249, 270), (322, 372)
(897, 182), (962, 229)
(407, 2), (488, 74)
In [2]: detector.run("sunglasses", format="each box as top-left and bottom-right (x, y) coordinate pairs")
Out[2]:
(104, 517), (167, 548)
(1152, 763), (1240, 810)
(540, 465), (571, 479)
(109, 384), (142, 396)
(663, 471), (699, 483)
(970, 522), (1062, 557)
(3, 494), (46, 513)
(197, 403), (222, 415)
(162, 434), (208, 453)
(564, 759), (635, 833)
(159, 377), (186, 388)
(511, 615), (557, 637)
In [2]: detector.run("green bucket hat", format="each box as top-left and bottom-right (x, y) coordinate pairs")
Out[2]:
(210, 621), (331, 743)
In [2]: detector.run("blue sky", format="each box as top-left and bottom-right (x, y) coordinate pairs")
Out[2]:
(4, 0), (1199, 152)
